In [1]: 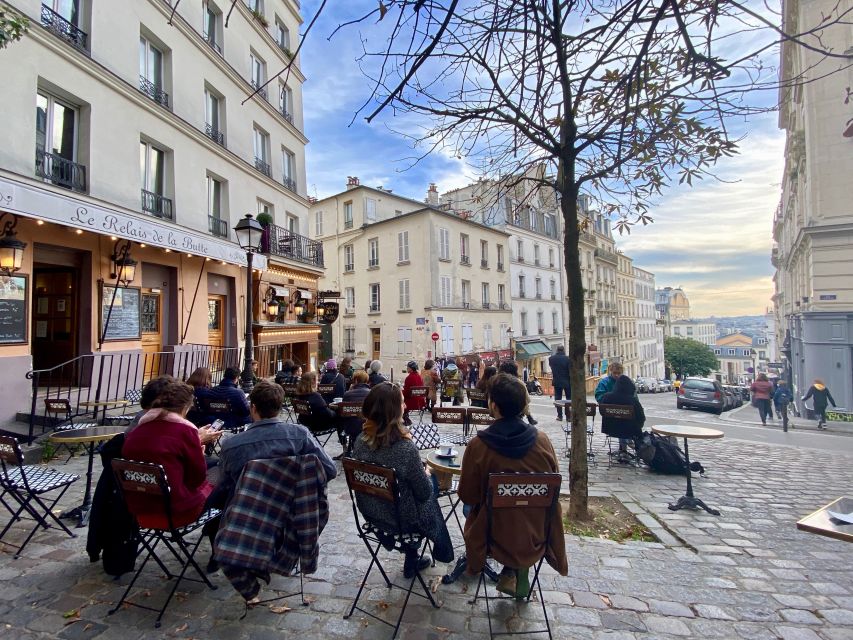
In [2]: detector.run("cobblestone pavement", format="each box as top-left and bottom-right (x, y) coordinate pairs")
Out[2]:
(2, 414), (853, 640)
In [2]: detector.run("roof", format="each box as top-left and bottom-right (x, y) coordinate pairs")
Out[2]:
(311, 183), (431, 210)
(361, 205), (512, 236)
(515, 339), (552, 359)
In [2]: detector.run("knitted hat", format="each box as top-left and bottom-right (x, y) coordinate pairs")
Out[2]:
(407, 360), (418, 370)
(326, 359), (337, 370)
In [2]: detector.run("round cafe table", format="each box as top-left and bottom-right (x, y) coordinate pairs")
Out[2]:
(652, 425), (724, 516)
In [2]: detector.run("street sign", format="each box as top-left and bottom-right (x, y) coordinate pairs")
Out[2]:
(431, 332), (440, 342)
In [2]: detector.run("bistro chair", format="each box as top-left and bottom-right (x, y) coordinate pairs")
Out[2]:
(318, 383), (337, 403)
(335, 401), (365, 456)
(292, 398), (336, 447)
(280, 383), (298, 422)
(470, 472), (561, 639)
(341, 458), (440, 639)
(43, 398), (97, 462)
(597, 403), (639, 468)
(466, 388), (488, 408)
(407, 386), (429, 423)
(466, 407), (495, 434)
(559, 401), (597, 464)
(102, 388), (144, 426)
(108, 459), (220, 628)
(0, 435), (79, 558)
(431, 407), (470, 445)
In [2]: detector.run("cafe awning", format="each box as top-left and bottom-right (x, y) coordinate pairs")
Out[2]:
(515, 339), (552, 360)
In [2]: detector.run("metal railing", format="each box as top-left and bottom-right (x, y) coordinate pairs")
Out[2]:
(282, 176), (297, 193)
(279, 106), (295, 125)
(208, 215), (228, 238)
(254, 156), (272, 177)
(460, 255), (471, 265)
(368, 258), (380, 268)
(482, 302), (492, 309)
(204, 123), (225, 146)
(594, 247), (619, 264)
(139, 75), (170, 108)
(141, 189), (173, 220)
(35, 147), (87, 192)
(251, 80), (268, 100)
(508, 211), (558, 238)
(264, 223), (325, 268)
(369, 304), (380, 312)
(41, 4), (88, 51)
(497, 262), (505, 271)
(481, 259), (488, 268)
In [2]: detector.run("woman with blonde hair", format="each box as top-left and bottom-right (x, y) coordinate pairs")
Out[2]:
(802, 378), (837, 429)
(352, 383), (453, 577)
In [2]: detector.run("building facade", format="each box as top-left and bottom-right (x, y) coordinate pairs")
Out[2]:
(713, 344), (756, 385)
(656, 286), (691, 329)
(616, 253), (638, 378)
(670, 320), (718, 347)
(772, 0), (853, 411)
(634, 266), (664, 379)
(0, 0), (322, 423)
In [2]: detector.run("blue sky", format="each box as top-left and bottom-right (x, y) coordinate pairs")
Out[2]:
(299, 2), (784, 318)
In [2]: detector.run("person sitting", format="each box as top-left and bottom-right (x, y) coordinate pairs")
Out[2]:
(457, 373), (567, 597)
(274, 359), (300, 387)
(351, 383), (453, 577)
(595, 362), (623, 402)
(121, 377), (222, 529)
(320, 359), (346, 402)
(599, 375), (646, 464)
(186, 367), (213, 426)
(402, 360), (425, 426)
(368, 360), (388, 387)
(472, 366), (497, 407)
(208, 367), (251, 431)
(295, 371), (336, 435)
(339, 356), (355, 388)
(336, 370), (371, 457)
(498, 361), (537, 425)
(441, 360), (465, 406)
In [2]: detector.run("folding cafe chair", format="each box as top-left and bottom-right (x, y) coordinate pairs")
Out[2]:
(470, 472), (562, 640)
(597, 403), (639, 468)
(431, 407), (470, 446)
(335, 401), (365, 455)
(292, 398), (336, 447)
(318, 383), (337, 403)
(407, 386), (429, 423)
(102, 388), (144, 426)
(280, 383), (298, 422)
(466, 387), (488, 408)
(559, 401), (597, 464)
(44, 398), (99, 462)
(341, 458), (440, 639)
(108, 459), (220, 628)
(467, 407), (495, 435)
(0, 435), (79, 558)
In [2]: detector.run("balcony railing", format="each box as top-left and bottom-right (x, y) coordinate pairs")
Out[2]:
(517, 255), (525, 263)
(535, 292), (542, 299)
(460, 255), (471, 265)
(282, 176), (297, 193)
(139, 76), (170, 108)
(534, 259), (541, 266)
(481, 259), (488, 268)
(204, 123), (225, 146)
(251, 80), (268, 100)
(264, 223), (325, 268)
(368, 257), (379, 268)
(519, 290), (526, 299)
(279, 106), (295, 125)
(369, 304), (380, 313)
(141, 189), (173, 220)
(254, 156), (271, 177)
(204, 35), (222, 55)
(208, 215), (228, 238)
(41, 4), (88, 52)
(497, 262), (505, 271)
(344, 219), (353, 230)
(35, 147), (87, 192)
(499, 302), (509, 309)
(508, 210), (558, 238)
(482, 302), (492, 309)
(594, 247), (619, 264)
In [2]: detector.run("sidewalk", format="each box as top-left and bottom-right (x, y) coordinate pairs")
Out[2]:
(2, 420), (853, 639)
(722, 402), (853, 436)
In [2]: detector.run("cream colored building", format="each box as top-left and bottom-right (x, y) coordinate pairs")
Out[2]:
(0, 0), (321, 424)
(773, 0), (853, 411)
(634, 266), (664, 379)
(591, 208), (619, 374)
(616, 252), (638, 378)
(670, 320), (717, 347)
(311, 179), (512, 375)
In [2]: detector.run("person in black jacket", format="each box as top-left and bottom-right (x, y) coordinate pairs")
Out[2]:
(209, 367), (251, 430)
(336, 370), (371, 457)
(320, 359), (347, 402)
(368, 360), (388, 386)
(295, 371), (336, 435)
(600, 375), (646, 464)
(548, 345), (572, 421)
(802, 379), (837, 429)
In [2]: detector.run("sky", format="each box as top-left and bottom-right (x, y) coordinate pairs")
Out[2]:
(298, 2), (784, 318)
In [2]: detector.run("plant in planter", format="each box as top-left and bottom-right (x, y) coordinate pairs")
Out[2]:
(250, 9), (269, 28)
(256, 211), (273, 253)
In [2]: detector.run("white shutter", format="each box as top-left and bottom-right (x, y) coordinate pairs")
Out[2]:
(439, 228), (449, 259)
(398, 231), (409, 262)
(399, 279), (410, 310)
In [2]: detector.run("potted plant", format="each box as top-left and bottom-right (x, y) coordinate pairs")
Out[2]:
(250, 9), (269, 28)
(256, 211), (273, 253)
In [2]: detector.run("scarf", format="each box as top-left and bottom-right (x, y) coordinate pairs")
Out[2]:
(137, 409), (197, 429)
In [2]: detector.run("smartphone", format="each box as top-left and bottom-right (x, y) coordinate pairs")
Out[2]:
(210, 419), (225, 431)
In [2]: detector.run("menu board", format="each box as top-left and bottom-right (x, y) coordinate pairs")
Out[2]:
(101, 285), (141, 341)
(0, 275), (27, 344)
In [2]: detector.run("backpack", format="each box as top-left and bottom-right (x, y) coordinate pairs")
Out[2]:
(637, 433), (704, 475)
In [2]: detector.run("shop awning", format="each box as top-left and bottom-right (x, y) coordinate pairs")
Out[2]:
(515, 339), (552, 359)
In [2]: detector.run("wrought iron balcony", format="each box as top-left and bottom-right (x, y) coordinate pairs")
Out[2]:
(208, 215), (228, 238)
(204, 123), (225, 146)
(369, 303), (380, 313)
(35, 147), (87, 192)
(368, 258), (379, 268)
(250, 80), (268, 100)
(594, 247), (619, 264)
(460, 255), (471, 265)
(497, 262), (505, 272)
(254, 156), (271, 177)
(264, 223), (324, 268)
(481, 259), (488, 268)
(41, 4), (88, 52)
(141, 189), (173, 220)
(139, 76), (170, 108)
(279, 106), (295, 125)
(282, 176), (297, 193)
(482, 302), (492, 309)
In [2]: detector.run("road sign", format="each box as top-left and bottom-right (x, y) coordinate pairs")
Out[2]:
(431, 332), (440, 342)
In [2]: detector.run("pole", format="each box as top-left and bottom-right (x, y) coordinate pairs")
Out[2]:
(433, 339), (437, 359)
(241, 251), (255, 393)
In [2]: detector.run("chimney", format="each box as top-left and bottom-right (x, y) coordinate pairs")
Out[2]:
(346, 176), (360, 190)
(426, 183), (439, 206)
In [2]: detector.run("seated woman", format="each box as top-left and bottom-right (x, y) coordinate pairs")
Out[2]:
(352, 383), (454, 577)
(336, 370), (370, 457)
(599, 375), (646, 464)
(471, 366), (497, 407)
(295, 371), (336, 435)
(121, 377), (221, 528)
(185, 367), (213, 426)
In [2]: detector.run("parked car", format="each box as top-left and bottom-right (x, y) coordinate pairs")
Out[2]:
(677, 377), (725, 415)
(737, 386), (750, 401)
(721, 387), (737, 411)
(637, 377), (659, 393)
(657, 379), (673, 392)
(724, 386), (743, 408)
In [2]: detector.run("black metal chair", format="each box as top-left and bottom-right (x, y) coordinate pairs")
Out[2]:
(559, 401), (597, 464)
(431, 407), (470, 445)
(335, 401), (365, 456)
(0, 435), (79, 558)
(102, 388), (143, 426)
(407, 386), (429, 423)
(43, 398), (98, 462)
(466, 388), (488, 407)
(292, 398), (336, 447)
(470, 472), (561, 639)
(108, 459), (220, 628)
(280, 383), (298, 422)
(341, 457), (440, 639)
(467, 407), (495, 433)
(598, 403), (640, 467)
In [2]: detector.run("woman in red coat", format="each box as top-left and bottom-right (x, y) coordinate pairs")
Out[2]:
(402, 360), (425, 426)
(122, 377), (220, 529)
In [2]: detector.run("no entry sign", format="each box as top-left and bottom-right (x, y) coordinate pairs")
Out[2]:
(431, 332), (440, 342)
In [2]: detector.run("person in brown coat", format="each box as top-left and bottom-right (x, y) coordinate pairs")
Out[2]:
(457, 373), (568, 597)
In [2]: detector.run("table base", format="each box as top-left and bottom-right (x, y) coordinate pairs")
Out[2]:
(667, 495), (721, 516)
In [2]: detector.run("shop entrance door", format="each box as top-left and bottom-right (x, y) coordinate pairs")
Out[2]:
(32, 267), (78, 373)
(141, 289), (163, 380)
(207, 295), (225, 348)
(371, 328), (381, 361)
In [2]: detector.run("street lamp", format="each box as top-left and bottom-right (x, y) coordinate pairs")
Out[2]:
(506, 326), (515, 361)
(234, 214), (264, 393)
(0, 213), (27, 276)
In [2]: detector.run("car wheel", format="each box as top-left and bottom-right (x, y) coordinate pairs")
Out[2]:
(677, 402), (684, 409)
(715, 408), (722, 415)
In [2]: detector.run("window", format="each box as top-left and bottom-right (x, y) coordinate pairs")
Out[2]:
(35, 91), (84, 191)
(537, 311), (544, 334)
(552, 311), (559, 334)
(461, 280), (471, 306)
(253, 126), (270, 176)
(397, 327), (413, 355)
(368, 238), (380, 267)
(498, 284), (506, 307)
(399, 279), (410, 310)
(278, 83), (293, 122)
(286, 214), (298, 233)
(139, 140), (170, 218)
(481, 283), (490, 307)
(516, 239), (524, 261)
(549, 247), (555, 268)
(441, 324), (454, 355)
(246, 0), (262, 12)
(535, 277), (542, 298)
(686, 326), (694, 336)
(365, 198), (377, 221)
(249, 52), (267, 97)
(282, 148), (296, 191)
(550, 279), (556, 299)
(534, 244), (540, 265)
(500, 323), (509, 348)
(344, 327), (355, 352)
(345, 287), (355, 311)
(314, 210), (323, 236)
(462, 324), (473, 353)
(343, 244), (354, 272)
(398, 231), (409, 262)
(257, 199), (272, 220)
(202, 2), (222, 53)
(728, 349), (736, 356)
(460, 234), (470, 264)
(204, 87), (224, 145)
(275, 18), (290, 52)
(497, 244), (504, 269)
(206, 175), (227, 237)
(439, 228), (450, 260)
(518, 274), (526, 298)
(343, 201), (353, 229)
(520, 311), (528, 336)
(480, 240), (488, 267)
(139, 35), (168, 107)
(714, 349), (721, 355)
(369, 283), (381, 312)
(483, 324), (493, 350)
(440, 276), (452, 306)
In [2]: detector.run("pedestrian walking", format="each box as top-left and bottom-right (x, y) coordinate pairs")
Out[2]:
(802, 378), (837, 430)
(773, 380), (794, 431)
(548, 345), (571, 421)
(422, 359), (440, 410)
(750, 373), (774, 426)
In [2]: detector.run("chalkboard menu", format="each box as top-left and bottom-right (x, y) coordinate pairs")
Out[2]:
(101, 285), (141, 341)
(0, 275), (28, 344)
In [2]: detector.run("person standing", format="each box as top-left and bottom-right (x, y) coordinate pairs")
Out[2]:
(402, 361), (425, 426)
(750, 373), (774, 426)
(802, 379), (837, 430)
(548, 345), (572, 422)
(422, 359), (440, 410)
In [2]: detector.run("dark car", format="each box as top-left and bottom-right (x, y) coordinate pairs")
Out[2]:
(677, 377), (725, 415)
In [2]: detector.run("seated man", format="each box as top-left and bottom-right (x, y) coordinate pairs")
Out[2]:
(209, 367), (251, 431)
(457, 373), (568, 597)
(275, 359), (300, 387)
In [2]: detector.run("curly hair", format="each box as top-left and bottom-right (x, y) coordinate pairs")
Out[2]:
(150, 378), (195, 417)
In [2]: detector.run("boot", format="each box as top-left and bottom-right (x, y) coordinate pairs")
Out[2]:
(403, 547), (431, 579)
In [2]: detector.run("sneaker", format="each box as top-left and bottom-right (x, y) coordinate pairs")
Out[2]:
(556, 416), (563, 422)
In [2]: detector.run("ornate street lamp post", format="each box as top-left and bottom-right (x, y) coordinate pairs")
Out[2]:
(234, 214), (264, 393)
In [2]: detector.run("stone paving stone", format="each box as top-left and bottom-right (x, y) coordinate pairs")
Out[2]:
(819, 609), (853, 625)
(780, 609), (823, 625)
(608, 594), (649, 612)
(648, 599), (694, 618)
(776, 626), (823, 640)
(599, 610), (646, 632)
(774, 593), (818, 609)
(642, 613), (692, 636)
(693, 603), (736, 620)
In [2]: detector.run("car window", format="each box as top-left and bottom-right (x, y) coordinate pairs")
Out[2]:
(684, 380), (716, 391)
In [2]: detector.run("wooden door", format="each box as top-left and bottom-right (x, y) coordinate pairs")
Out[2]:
(208, 295), (225, 348)
(141, 289), (162, 381)
(371, 328), (381, 361)
(32, 268), (77, 373)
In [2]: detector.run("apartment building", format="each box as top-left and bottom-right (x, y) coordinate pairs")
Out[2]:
(311, 179), (512, 374)
(772, 0), (853, 410)
(670, 320), (718, 347)
(616, 252), (638, 378)
(634, 266), (664, 379)
(656, 286), (691, 330)
(0, 0), (322, 422)
(590, 206), (619, 374)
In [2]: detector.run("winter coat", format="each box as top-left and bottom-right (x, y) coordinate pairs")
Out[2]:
(368, 371), (388, 387)
(441, 364), (465, 401)
(594, 375), (617, 402)
(422, 368), (440, 403)
(599, 376), (646, 440)
(548, 352), (571, 389)
(773, 386), (793, 407)
(803, 384), (836, 412)
(750, 380), (773, 401)
(319, 370), (346, 402)
(403, 371), (426, 410)
(296, 391), (336, 434)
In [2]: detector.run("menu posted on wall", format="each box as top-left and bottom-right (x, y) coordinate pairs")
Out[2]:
(100, 285), (141, 341)
(0, 275), (28, 344)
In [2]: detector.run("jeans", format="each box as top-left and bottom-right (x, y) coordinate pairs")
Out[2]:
(756, 399), (771, 424)
(554, 385), (569, 418)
